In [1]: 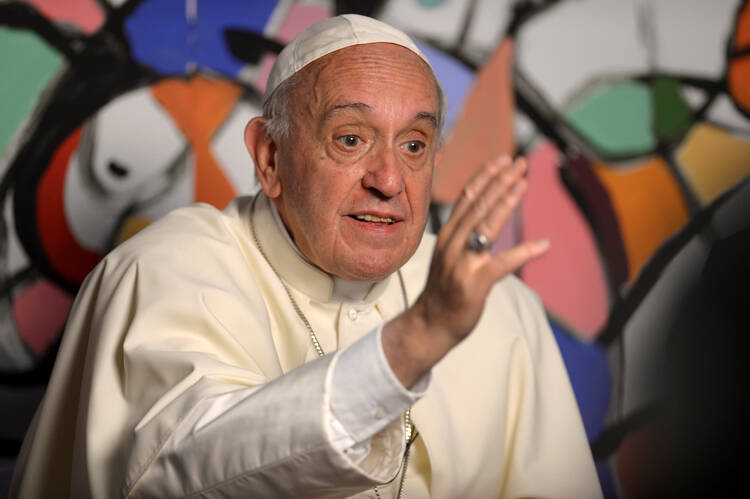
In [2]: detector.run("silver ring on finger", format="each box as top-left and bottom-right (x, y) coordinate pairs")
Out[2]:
(467, 231), (492, 253)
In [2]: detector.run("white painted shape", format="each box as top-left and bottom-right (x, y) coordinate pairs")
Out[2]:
(679, 85), (709, 110)
(3, 194), (29, 274)
(64, 147), (137, 252)
(90, 88), (186, 196)
(650, 0), (737, 78)
(515, 110), (538, 147)
(622, 236), (710, 416)
(212, 100), (262, 195)
(138, 152), (194, 223)
(517, 0), (649, 107)
(705, 94), (750, 133)
(464, 0), (513, 55)
(379, 0), (469, 48)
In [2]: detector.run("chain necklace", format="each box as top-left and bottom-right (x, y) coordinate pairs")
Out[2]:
(249, 199), (418, 498)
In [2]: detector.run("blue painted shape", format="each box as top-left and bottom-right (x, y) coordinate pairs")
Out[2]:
(415, 41), (475, 135)
(125, 0), (191, 74)
(124, 0), (277, 76)
(550, 319), (611, 442)
(194, 0), (277, 77)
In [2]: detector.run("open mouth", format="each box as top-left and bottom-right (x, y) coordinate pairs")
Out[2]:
(349, 214), (396, 225)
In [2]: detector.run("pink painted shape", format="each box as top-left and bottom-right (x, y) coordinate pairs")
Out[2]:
(25, 0), (104, 34)
(520, 141), (609, 339)
(255, 53), (277, 94)
(14, 279), (74, 356)
(275, 5), (331, 43)
(255, 4), (331, 94)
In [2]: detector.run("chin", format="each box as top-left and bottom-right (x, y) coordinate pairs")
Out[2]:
(337, 254), (405, 282)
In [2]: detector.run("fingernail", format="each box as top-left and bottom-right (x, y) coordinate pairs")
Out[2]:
(533, 238), (551, 253)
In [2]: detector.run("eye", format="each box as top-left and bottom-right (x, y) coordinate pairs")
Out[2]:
(337, 135), (361, 148)
(401, 140), (425, 154)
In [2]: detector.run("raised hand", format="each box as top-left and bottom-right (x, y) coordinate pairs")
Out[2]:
(382, 155), (550, 388)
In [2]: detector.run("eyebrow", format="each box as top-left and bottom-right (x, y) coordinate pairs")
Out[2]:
(323, 102), (438, 130)
(322, 102), (372, 122)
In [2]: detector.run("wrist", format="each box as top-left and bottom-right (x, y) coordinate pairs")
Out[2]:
(381, 302), (459, 388)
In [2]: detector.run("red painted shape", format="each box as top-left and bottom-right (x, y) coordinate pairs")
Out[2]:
(25, 0), (104, 34)
(14, 279), (74, 356)
(37, 128), (102, 285)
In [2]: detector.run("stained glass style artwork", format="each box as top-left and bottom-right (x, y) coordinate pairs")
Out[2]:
(1, 2), (748, 496)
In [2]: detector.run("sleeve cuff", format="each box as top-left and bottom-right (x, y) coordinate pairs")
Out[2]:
(329, 325), (431, 444)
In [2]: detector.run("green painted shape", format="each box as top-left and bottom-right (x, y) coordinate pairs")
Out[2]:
(566, 81), (655, 157)
(652, 76), (692, 142)
(0, 28), (62, 159)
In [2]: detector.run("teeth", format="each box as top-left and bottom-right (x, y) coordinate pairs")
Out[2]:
(355, 214), (394, 223)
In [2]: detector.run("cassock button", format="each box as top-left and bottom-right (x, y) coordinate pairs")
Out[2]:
(348, 308), (358, 321)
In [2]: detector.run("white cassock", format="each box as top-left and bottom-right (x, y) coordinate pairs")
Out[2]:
(11, 192), (602, 499)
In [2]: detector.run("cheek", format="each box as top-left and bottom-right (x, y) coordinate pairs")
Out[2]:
(407, 170), (433, 218)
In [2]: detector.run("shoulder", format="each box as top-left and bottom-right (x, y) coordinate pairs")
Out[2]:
(100, 198), (254, 278)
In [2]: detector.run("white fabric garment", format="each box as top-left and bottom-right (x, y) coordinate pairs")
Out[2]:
(11, 192), (602, 498)
(268, 194), (430, 466)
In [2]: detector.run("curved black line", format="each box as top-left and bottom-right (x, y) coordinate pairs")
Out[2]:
(598, 176), (749, 347)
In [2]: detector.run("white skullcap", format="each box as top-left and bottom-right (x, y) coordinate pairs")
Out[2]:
(263, 14), (440, 104)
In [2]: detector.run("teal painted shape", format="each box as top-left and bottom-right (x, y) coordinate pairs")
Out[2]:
(416, 0), (447, 7)
(566, 81), (656, 157)
(0, 28), (62, 160)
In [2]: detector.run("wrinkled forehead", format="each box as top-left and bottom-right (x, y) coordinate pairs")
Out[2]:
(303, 42), (437, 93)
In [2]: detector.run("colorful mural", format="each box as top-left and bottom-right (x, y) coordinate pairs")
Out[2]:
(1, 0), (747, 496)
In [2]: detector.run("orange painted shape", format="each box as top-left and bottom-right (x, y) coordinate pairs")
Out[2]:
(676, 122), (750, 205)
(151, 76), (242, 208)
(591, 157), (689, 282)
(432, 38), (515, 203)
(728, 55), (750, 114)
(520, 142), (610, 339)
(734, 1), (750, 50)
(37, 128), (101, 285)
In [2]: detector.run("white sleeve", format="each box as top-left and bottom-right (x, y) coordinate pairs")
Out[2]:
(328, 326), (431, 464)
(125, 327), (430, 499)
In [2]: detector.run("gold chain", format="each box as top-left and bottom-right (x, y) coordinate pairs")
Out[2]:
(249, 199), (417, 498)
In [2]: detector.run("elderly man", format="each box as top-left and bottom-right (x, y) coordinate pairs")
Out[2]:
(11, 14), (601, 499)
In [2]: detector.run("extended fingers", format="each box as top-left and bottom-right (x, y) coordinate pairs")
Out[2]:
(486, 238), (550, 280)
(444, 156), (528, 257)
(444, 155), (512, 236)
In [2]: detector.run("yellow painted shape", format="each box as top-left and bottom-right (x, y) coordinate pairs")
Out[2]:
(114, 215), (152, 246)
(676, 123), (750, 205)
(592, 157), (689, 282)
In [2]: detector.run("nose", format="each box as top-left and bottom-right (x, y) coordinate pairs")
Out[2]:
(361, 145), (404, 199)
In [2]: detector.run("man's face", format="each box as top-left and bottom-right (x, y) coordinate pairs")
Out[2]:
(271, 43), (440, 282)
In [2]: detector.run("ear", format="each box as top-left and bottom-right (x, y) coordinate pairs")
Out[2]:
(244, 117), (281, 198)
